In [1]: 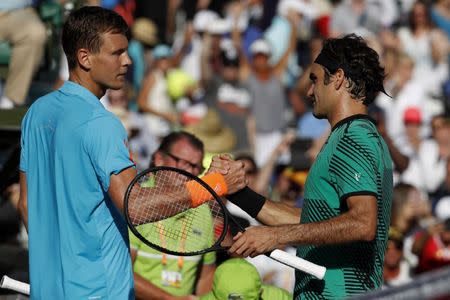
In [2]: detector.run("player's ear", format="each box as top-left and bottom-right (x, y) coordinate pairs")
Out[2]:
(77, 48), (92, 70)
(334, 68), (345, 90)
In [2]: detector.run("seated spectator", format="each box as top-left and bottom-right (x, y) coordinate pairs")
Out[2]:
(0, 0), (46, 108)
(129, 131), (214, 300)
(383, 227), (412, 287)
(391, 183), (433, 268)
(413, 216), (450, 274)
(199, 258), (292, 300)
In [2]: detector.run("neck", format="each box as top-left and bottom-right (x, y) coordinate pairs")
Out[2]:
(328, 95), (368, 128)
(69, 70), (105, 99)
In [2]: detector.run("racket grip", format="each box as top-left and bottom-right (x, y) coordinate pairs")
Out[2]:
(185, 173), (228, 207)
(1, 275), (30, 295)
(269, 249), (326, 280)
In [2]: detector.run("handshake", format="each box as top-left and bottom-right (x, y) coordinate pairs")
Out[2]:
(206, 154), (249, 195)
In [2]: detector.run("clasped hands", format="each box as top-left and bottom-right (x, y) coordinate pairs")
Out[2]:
(207, 154), (282, 257)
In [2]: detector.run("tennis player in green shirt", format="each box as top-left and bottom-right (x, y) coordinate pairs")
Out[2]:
(212, 34), (393, 299)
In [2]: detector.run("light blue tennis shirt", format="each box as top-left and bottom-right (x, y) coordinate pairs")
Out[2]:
(20, 81), (135, 299)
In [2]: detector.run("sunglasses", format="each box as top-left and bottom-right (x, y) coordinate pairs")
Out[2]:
(163, 151), (205, 174)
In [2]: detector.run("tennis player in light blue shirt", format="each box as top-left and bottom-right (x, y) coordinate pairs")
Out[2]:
(19, 7), (137, 299)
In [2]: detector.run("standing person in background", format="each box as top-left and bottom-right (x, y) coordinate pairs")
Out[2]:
(213, 34), (393, 299)
(130, 131), (214, 300)
(18, 7), (137, 299)
(232, 8), (298, 167)
(137, 44), (179, 140)
(0, 0), (46, 108)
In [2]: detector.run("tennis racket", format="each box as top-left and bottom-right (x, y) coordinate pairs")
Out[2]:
(124, 166), (326, 279)
(1, 275), (30, 295)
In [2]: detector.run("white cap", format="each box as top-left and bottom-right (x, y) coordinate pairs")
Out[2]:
(250, 39), (272, 56)
(277, 0), (318, 20)
(193, 10), (219, 32)
(436, 196), (450, 221)
(207, 18), (232, 35)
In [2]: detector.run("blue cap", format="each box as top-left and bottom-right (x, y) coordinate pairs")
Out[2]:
(152, 44), (173, 60)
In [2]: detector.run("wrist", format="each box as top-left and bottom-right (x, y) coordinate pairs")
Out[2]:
(227, 187), (266, 218)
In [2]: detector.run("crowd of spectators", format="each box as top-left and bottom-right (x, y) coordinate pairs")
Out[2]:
(1, 0), (450, 298)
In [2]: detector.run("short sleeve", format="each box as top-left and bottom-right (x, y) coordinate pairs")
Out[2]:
(329, 127), (378, 202)
(83, 111), (135, 191)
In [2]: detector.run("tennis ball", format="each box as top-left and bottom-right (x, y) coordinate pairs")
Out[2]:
(166, 69), (196, 100)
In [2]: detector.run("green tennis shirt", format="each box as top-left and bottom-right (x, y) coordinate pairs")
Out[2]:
(129, 204), (216, 296)
(295, 115), (393, 299)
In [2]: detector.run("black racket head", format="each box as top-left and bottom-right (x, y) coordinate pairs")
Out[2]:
(124, 166), (230, 256)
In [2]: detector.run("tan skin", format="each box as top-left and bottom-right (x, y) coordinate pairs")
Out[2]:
(19, 31), (136, 228)
(211, 63), (378, 258)
(131, 138), (215, 300)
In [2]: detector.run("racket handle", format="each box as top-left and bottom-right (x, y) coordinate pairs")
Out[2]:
(269, 249), (326, 280)
(1, 275), (30, 295)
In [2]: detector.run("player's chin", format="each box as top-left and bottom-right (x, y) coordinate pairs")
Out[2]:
(109, 78), (126, 90)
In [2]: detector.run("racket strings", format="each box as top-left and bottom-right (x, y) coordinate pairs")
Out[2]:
(127, 170), (227, 254)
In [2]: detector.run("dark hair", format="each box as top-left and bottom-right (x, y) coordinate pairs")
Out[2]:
(62, 6), (129, 70)
(408, 0), (434, 32)
(320, 34), (386, 105)
(149, 131), (204, 168)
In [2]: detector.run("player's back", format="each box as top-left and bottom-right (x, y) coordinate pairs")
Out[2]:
(20, 81), (134, 299)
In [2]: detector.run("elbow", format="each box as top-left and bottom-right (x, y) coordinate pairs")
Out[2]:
(360, 222), (377, 242)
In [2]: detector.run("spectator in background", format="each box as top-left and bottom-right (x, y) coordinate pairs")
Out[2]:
(0, 0), (46, 108)
(383, 227), (412, 287)
(431, 0), (450, 38)
(413, 216), (450, 274)
(128, 18), (159, 93)
(202, 40), (251, 153)
(265, 0), (318, 86)
(137, 45), (179, 140)
(107, 85), (158, 171)
(391, 183), (432, 270)
(330, 0), (382, 37)
(232, 10), (298, 167)
(130, 131), (213, 300)
(199, 258), (292, 300)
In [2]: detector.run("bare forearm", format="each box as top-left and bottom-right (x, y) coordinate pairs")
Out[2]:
(277, 211), (376, 247)
(256, 200), (301, 226)
(134, 273), (174, 300)
(195, 264), (215, 295)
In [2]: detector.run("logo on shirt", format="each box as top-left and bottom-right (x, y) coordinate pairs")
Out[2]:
(354, 173), (361, 182)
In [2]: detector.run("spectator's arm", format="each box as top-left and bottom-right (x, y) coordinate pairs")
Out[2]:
(200, 33), (213, 85)
(255, 132), (296, 195)
(195, 263), (215, 296)
(172, 22), (194, 68)
(377, 117), (409, 172)
(273, 13), (298, 78)
(246, 115), (256, 156)
(231, 18), (251, 82)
